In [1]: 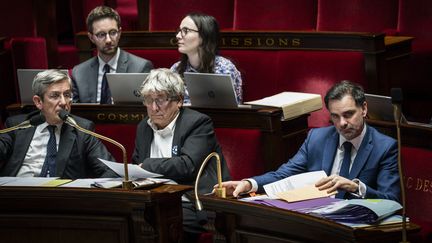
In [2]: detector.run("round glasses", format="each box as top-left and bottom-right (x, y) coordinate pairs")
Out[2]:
(93, 30), (119, 41)
(176, 27), (199, 37)
(143, 97), (171, 107)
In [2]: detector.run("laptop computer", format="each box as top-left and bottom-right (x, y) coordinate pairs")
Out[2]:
(17, 69), (68, 104)
(106, 73), (149, 104)
(183, 72), (239, 108)
(365, 93), (407, 123)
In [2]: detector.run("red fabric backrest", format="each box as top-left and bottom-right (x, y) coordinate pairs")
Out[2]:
(95, 123), (137, 163)
(233, 0), (317, 30)
(116, 0), (139, 30)
(402, 146), (432, 242)
(220, 50), (279, 102)
(398, 0), (432, 39)
(69, 0), (105, 33)
(276, 50), (366, 128)
(215, 128), (265, 180)
(0, 0), (37, 37)
(127, 49), (179, 69)
(317, 0), (399, 34)
(149, 0), (235, 30)
(10, 37), (48, 69)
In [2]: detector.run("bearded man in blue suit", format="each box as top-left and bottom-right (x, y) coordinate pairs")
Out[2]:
(220, 81), (400, 202)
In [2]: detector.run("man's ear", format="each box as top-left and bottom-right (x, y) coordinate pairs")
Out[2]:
(362, 101), (368, 117)
(33, 95), (43, 110)
(88, 32), (95, 44)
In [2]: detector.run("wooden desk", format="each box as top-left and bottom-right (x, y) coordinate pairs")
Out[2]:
(6, 104), (309, 172)
(201, 196), (420, 243)
(0, 184), (191, 243)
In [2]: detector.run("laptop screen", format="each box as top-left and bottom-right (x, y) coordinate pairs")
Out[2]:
(17, 69), (68, 104)
(365, 93), (406, 122)
(106, 73), (148, 104)
(183, 72), (238, 108)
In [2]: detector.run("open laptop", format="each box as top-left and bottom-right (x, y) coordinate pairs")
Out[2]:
(106, 73), (149, 104)
(17, 69), (68, 104)
(183, 72), (239, 108)
(365, 93), (407, 123)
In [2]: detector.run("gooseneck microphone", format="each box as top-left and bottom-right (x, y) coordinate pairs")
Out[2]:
(58, 110), (133, 190)
(0, 113), (46, 134)
(391, 88), (408, 243)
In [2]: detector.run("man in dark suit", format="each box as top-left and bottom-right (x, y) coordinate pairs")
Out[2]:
(0, 69), (117, 178)
(220, 81), (400, 202)
(72, 6), (153, 104)
(131, 68), (231, 242)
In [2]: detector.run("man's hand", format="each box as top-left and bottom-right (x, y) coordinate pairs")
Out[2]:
(215, 180), (252, 197)
(315, 175), (358, 194)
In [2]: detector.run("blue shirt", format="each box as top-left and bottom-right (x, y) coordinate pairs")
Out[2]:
(171, 56), (243, 104)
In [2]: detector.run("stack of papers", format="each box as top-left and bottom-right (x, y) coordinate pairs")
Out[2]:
(309, 199), (402, 224)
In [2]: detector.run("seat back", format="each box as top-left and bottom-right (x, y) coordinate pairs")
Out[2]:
(233, 0), (317, 30)
(95, 123), (137, 163)
(149, 0), (235, 30)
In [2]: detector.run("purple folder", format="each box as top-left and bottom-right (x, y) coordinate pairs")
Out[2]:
(250, 197), (341, 213)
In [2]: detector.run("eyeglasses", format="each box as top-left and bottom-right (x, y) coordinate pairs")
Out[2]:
(143, 97), (171, 107)
(176, 27), (199, 37)
(46, 91), (73, 101)
(93, 30), (119, 40)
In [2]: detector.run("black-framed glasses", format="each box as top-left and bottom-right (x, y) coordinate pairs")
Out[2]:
(93, 29), (119, 40)
(46, 91), (73, 101)
(176, 27), (199, 37)
(143, 97), (171, 107)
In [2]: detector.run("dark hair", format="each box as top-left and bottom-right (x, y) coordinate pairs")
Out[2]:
(86, 6), (121, 33)
(324, 80), (365, 109)
(176, 12), (219, 75)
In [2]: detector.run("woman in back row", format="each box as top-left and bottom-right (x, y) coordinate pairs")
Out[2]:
(171, 12), (243, 104)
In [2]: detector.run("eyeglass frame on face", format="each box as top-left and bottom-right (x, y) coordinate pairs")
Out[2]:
(143, 96), (177, 107)
(176, 27), (199, 37)
(44, 91), (73, 102)
(93, 29), (120, 41)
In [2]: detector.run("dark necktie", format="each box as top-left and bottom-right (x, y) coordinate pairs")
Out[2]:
(336, 141), (352, 199)
(100, 64), (112, 104)
(40, 125), (57, 177)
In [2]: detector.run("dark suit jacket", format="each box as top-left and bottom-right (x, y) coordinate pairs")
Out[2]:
(132, 108), (231, 194)
(71, 49), (153, 103)
(253, 125), (400, 202)
(0, 113), (117, 179)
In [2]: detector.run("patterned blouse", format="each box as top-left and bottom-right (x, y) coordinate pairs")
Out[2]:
(170, 55), (243, 104)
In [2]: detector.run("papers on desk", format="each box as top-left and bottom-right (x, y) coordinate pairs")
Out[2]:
(263, 170), (334, 202)
(0, 177), (71, 187)
(99, 158), (162, 179)
(309, 199), (402, 224)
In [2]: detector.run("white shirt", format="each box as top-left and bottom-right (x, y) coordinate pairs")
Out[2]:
(17, 122), (62, 177)
(96, 48), (120, 103)
(147, 113), (180, 158)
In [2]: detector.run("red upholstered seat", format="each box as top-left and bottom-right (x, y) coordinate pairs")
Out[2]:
(116, 0), (139, 30)
(95, 124), (138, 163)
(233, 0), (317, 30)
(316, 0), (399, 34)
(215, 128), (265, 180)
(10, 37), (48, 70)
(402, 146), (432, 242)
(149, 0), (235, 30)
(0, 0), (37, 37)
(220, 50), (279, 102)
(277, 50), (366, 128)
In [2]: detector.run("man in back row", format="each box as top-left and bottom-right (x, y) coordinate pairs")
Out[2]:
(220, 81), (400, 202)
(72, 6), (153, 104)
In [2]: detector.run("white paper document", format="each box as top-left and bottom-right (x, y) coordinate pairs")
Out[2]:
(263, 170), (327, 199)
(0, 177), (60, 186)
(99, 158), (163, 179)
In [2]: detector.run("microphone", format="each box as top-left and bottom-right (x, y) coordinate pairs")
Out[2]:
(391, 88), (408, 243)
(0, 113), (46, 134)
(194, 152), (226, 224)
(58, 110), (133, 190)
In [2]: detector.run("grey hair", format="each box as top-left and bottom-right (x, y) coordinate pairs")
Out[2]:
(32, 69), (71, 99)
(140, 68), (185, 99)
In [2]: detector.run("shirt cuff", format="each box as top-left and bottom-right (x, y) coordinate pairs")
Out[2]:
(244, 179), (258, 193)
(351, 178), (367, 198)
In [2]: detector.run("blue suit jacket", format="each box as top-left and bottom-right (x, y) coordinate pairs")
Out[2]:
(253, 125), (400, 201)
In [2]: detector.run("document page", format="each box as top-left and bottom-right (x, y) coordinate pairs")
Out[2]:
(99, 158), (163, 179)
(263, 170), (327, 198)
